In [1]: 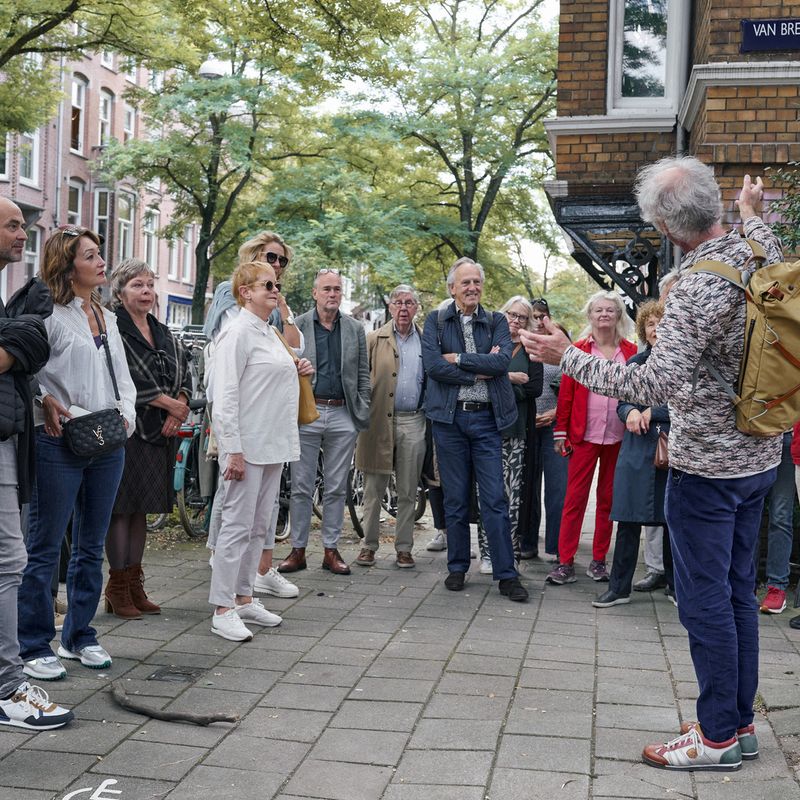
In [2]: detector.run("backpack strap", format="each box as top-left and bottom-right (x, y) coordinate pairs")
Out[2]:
(744, 239), (768, 262)
(686, 259), (749, 289)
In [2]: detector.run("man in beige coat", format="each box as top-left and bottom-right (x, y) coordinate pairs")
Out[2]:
(354, 285), (426, 568)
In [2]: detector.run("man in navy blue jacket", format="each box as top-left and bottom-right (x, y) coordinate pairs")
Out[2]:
(421, 257), (528, 602)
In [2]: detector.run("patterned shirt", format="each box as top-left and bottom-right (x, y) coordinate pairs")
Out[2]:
(457, 314), (489, 402)
(561, 217), (784, 479)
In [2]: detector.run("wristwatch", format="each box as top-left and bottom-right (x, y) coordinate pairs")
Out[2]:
(283, 314), (296, 326)
(455, 353), (461, 367)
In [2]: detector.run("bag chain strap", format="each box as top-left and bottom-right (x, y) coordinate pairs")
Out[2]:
(89, 305), (123, 413)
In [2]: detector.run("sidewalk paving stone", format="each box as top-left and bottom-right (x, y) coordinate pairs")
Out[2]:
(329, 699), (422, 732)
(89, 740), (207, 780)
(308, 728), (408, 766)
(488, 768), (590, 800)
(393, 749), (494, 785)
(407, 717), (502, 750)
(496, 733), (592, 774)
(284, 759), (393, 800)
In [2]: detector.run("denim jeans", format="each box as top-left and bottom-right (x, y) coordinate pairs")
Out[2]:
(666, 466), (776, 742)
(18, 433), (124, 660)
(763, 432), (796, 590)
(433, 408), (516, 580)
(533, 424), (568, 557)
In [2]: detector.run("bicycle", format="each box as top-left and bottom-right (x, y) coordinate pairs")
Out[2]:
(275, 455), (326, 542)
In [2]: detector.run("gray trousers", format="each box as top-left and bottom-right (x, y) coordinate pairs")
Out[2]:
(0, 439), (25, 697)
(290, 405), (358, 549)
(208, 456), (281, 608)
(643, 525), (664, 573)
(362, 412), (426, 552)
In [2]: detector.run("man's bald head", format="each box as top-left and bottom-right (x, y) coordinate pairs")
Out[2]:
(0, 198), (27, 268)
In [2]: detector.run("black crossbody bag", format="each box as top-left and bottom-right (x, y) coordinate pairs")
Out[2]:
(62, 306), (127, 458)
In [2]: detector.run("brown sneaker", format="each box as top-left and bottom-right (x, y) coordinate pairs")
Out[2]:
(322, 548), (351, 575)
(277, 547), (307, 573)
(356, 547), (375, 566)
(396, 551), (415, 569)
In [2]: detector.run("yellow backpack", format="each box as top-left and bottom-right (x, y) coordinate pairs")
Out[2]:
(687, 240), (800, 436)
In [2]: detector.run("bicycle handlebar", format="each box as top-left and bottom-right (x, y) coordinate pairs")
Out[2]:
(188, 398), (207, 411)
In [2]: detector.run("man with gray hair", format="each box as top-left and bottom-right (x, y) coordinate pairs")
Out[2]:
(354, 285), (426, 568)
(521, 159), (783, 771)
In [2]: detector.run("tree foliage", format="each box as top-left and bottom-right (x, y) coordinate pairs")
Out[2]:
(768, 161), (800, 254)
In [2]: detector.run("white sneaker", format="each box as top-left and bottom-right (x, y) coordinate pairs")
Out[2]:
(235, 598), (282, 627)
(211, 609), (253, 641)
(0, 682), (74, 730)
(208, 550), (214, 567)
(253, 567), (299, 598)
(479, 557), (493, 575)
(23, 656), (66, 682)
(57, 644), (111, 669)
(426, 531), (447, 551)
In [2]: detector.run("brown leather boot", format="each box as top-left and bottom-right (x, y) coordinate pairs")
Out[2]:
(127, 564), (161, 615)
(322, 547), (351, 575)
(277, 547), (307, 573)
(104, 568), (142, 619)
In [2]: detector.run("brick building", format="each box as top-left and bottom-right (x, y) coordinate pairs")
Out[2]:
(544, 0), (800, 303)
(0, 53), (205, 326)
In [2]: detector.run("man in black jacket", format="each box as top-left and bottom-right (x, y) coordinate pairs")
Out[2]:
(0, 198), (73, 730)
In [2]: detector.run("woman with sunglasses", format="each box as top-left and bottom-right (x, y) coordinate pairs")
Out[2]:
(209, 260), (313, 641)
(17, 226), (137, 681)
(103, 259), (192, 618)
(475, 296), (542, 571)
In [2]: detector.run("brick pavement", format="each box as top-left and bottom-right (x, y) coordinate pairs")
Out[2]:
(2, 511), (800, 800)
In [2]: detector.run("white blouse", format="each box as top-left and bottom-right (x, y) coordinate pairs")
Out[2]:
(212, 307), (300, 464)
(35, 298), (137, 434)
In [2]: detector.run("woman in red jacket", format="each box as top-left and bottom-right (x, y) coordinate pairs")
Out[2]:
(546, 291), (636, 585)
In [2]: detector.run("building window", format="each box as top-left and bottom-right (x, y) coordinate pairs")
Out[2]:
(94, 189), (110, 261)
(121, 58), (138, 84)
(0, 134), (7, 180)
(23, 227), (40, 280)
(182, 226), (193, 282)
(607, 0), (690, 114)
(117, 192), (135, 261)
(168, 240), (178, 279)
(67, 181), (84, 225)
(71, 76), (87, 152)
(123, 105), (136, 143)
(143, 209), (159, 270)
(19, 130), (40, 186)
(100, 50), (115, 69)
(148, 69), (164, 92)
(99, 89), (114, 145)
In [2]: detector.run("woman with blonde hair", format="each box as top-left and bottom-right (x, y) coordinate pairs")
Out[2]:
(546, 290), (636, 585)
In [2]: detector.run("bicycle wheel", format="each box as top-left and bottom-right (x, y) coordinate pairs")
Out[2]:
(312, 453), (324, 519)
(176, 437), (210, 539)
(146, 513), (167, 531)
(346, 466), (366, 538)
(380, 476), (427, 522)
(274, 464), (292, 542)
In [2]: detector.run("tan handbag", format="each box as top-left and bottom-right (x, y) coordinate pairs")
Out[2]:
(653, 424), (669, 470)
(274, 328), (320, 426)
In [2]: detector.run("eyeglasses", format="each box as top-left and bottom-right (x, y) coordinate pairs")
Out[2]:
(531, 312), (547, 322)
(262, 252), (289, 269)
(57, 225), (86, 237)
(391, 300), (417, 308)
(316, 268), (340, 276)
(251, 280), (278, 291)
(506, 311), (529, 323)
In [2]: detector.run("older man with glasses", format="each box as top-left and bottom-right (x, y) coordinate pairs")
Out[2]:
(354, 285), (426, 569)
(278, 268), (371, 575)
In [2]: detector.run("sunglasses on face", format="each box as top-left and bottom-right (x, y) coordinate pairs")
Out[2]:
(506, 311), (529, 323)
(531, 297), (549, 310)
(262, 251), (289, 269)
(57, 225), (86, 237)
(252, 280), (278, 291)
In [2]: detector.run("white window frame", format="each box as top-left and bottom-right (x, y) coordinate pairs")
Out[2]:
(94, 189), (110, 261)
(182, 226), (193, 282)
(99, 88), (114, 145)
(71, 76), (87, 153)
(0, 133), (8, 180)
(19, 130), (40, 187)
(123, 105), (136, 143)
(67, 180), (84, 225)
(148, 69), (164, 93)
(121, 58), (138, 84)
(100, 50), (115, 69)
(143, 209), (159, 272)
(117, 191), (135, 261)
(168, 239), (178, 279)
(23, 227), (40, 280)
(606, 0), (690, 116)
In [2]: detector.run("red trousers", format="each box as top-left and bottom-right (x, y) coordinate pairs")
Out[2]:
(557, 439), (621, 565)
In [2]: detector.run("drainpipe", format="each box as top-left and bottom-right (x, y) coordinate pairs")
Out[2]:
(53, 56), (66, 228)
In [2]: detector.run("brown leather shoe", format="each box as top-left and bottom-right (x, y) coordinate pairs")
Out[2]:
(322, 547), (351, 575)
(396, 551), (415, 569)
(356, 547), (375, 566)
(277, 547), (307, 573)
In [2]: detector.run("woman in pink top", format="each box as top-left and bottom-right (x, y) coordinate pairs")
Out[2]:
(546, 291), (636, 585)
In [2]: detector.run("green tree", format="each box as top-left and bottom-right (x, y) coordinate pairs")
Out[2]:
(768, 161), (800, 254)
(0, 0), (198, 132)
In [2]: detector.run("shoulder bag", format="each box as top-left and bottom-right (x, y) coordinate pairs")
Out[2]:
(62, 306), (128, 458)
(273, 328), (320, 426)
(653, 423), (669, 470)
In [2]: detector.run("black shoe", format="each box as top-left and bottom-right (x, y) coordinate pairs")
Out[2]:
(633, 571), (668, 592)
(498, 577), (529, 602)
(444, 572), (465, 591)
(592, 589), (631, 608)
(790, 615), (800, 630)
(664, 586), (678, 608)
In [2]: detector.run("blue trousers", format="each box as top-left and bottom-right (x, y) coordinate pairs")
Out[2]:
(762, 432), (796, 590)
(18, 433), (124, 660)
(433, 408), (516, 580)
(666, 466), (776, 742)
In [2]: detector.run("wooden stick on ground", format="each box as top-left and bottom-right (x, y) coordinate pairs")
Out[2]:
(109, 681), (240, 726)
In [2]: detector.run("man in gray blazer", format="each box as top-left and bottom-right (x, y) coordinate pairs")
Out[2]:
(278, 268), (370, 575)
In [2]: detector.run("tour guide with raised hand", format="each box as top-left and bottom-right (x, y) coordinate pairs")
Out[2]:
(521, 159), (783, 771)
(421, 257), (528, 602)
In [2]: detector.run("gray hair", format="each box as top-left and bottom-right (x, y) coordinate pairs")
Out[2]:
(389, 284), (419, 304)
(658, 269), (680, 295)
(499, 295), (535, 332)
(635, 156), (723, 242)
(446, 257), (485, 289)
(110, 258), (155, 305)
(580, 290), (634, 342)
